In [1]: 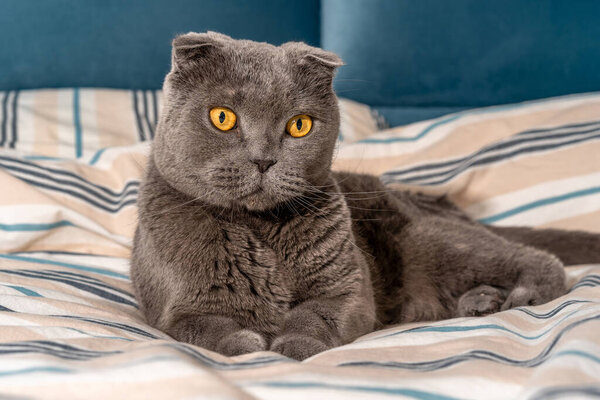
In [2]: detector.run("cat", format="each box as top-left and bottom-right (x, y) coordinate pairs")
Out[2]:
(131, 31), (600, 361)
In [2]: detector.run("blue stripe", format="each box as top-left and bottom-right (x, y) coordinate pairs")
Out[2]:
(0, 154), (140, 197)
(142, 90), (154, 139)
(358, 94), (600, 144)
(1, 269), (136, 307)
(530, 385), (600, 400)
(570, 276), (600, 292)
(0, 340), (121, 360)
(151, 90), (159, 127)
(54, 315), (158, 339)
(338, 314), (600, 371)
(358, 101), (536, 144)
(359, 114), (462, 143)
(385, 128), (600, 183)
(0, 91), (8, 146)
(0, 366), (73, 378)
(380, 307), (582, 342)
(0, 254), (129, 279)
(89, 148), (106, 165)
(6, 269), (135, 298)
(12, 250), (110, 257)
(518, 120), (600, 136)
(516, 300), (592, 318)
(479, 186), (600, 224)
(13, 176), (137, 213)
(23, 155), (66, 161)
(8, 90), (19, 148)
(0, 354), (278, 379)
(73, 88), (83, 158)
(3, 268), (135, 297)
(41, 268), (107, 284)
(0, 221), (73, 232)
(132, 91), (146, 141)
(252, 381), (461, 400)
(1, 157), (140, 201)
(384, 132), (600, 186)
(555, 350), (600, 364)
(0, 336), (287, 369)
(64, 327), (133, 342)
(5, 284), (41, 297)
(386, 121), (600, 178)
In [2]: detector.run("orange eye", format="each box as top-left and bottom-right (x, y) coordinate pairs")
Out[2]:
(209, 107), (237, 131)
(286, 115), (312, 138)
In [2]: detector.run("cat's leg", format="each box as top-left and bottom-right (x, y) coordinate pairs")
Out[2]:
(486, 225), (600, 266)
(270, 294), (375, 360)
(270, 299), (340, 361)
(166, 314), (267, 357)
(398, 217), (567, 321)
(499, 247), (566, 310)
(394, 270), (454, 322)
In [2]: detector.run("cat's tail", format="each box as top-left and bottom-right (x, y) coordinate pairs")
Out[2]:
(486, 225), (600, 266)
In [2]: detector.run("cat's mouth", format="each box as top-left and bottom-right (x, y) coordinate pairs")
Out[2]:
(237, 186), (264, 201)
(233, 180), (285, 211)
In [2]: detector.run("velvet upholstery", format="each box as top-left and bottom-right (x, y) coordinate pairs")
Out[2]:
(322, 0), (600, 112)
(0, 0), (319, 90)
(2, 0), (599, 126)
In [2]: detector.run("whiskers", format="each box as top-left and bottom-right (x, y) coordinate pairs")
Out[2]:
(270, 171), (395, 222)
(140, 190), (217, 221)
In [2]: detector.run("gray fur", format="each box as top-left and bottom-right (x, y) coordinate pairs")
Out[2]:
(131, 32), (600, 360)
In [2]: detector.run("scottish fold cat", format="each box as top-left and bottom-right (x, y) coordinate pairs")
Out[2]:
(131, 32), (600, 360)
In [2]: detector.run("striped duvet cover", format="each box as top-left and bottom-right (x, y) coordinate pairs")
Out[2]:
(0, 89), (599, 399)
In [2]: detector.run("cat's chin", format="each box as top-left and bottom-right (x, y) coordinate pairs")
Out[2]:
(234, 192), (282, 212)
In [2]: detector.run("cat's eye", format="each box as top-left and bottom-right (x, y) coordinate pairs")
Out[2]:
(286, 115), (312, 138)
(209, 107), (237, 131)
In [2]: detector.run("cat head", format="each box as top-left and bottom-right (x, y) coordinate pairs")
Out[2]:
(152, 31), (343, 211)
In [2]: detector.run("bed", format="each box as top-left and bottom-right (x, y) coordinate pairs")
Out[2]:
(0, 88), (599, 399)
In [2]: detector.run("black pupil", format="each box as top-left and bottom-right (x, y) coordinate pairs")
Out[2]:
(219, 111), (225, 123)
(296, 118), (303, 131)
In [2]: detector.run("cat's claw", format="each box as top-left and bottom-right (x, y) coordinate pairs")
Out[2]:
(270, 334), (328, 361)
(458, 285), (506, 317)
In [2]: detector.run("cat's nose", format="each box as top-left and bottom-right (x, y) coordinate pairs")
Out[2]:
(251, 158), (277, 173)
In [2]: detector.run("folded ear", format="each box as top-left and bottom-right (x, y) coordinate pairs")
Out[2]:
(283, 42), (344, 70)
(304, 48), (344, 69)
(171, 31), (231, 71)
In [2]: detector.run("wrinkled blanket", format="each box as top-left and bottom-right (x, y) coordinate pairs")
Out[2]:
(1, 89), (599, 399)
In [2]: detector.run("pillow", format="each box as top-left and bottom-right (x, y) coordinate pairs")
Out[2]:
(0, 88), (382, 161)
(334, 92), (600, 233)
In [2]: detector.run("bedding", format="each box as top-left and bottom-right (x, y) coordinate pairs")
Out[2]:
(0, 89), (599, 399)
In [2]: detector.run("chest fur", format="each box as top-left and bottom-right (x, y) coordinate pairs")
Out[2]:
(145, 195), (356, 333)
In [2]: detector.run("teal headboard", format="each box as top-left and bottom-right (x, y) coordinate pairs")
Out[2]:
(323, 0), (600, 125)
(3, 0), (600, 126)
(0, 0), (319, 90)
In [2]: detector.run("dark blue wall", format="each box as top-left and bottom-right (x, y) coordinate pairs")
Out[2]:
(3, 0), (600, 127)
(0, 0), (320, 90)
(323, 0), (600, 110)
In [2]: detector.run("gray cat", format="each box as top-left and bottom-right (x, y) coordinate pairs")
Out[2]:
(131, 32), (600, 361)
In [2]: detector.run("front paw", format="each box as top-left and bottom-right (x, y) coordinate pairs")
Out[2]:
(216, 329), (267, 357)
(458, 285), (506, 317)
(270, 334), (329, 361)
(501, 286), (543, 310)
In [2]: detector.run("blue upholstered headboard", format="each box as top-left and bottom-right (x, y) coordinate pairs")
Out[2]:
(2, 0), (600, 126)
(0, 0), (319, 91)
(323, 0), (600, 125)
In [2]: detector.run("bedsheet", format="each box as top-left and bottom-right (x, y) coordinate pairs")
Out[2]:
(0, 89), (599, 399)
